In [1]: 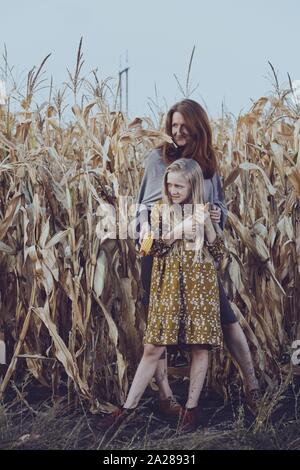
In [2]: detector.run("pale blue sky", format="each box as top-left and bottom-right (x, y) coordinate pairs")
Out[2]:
(1, 0), (300, 119)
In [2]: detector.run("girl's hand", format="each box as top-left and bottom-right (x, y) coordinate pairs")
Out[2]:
(209, 204), (221, 224)
(139, 221), (151, 244)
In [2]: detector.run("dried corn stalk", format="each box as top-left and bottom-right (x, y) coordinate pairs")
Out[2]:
(0, 78), (299, 408)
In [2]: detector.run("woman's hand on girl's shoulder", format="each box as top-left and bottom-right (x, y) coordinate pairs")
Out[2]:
(209, 204), (221, 224)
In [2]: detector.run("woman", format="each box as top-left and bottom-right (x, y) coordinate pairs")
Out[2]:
(136, 99), (260, 417)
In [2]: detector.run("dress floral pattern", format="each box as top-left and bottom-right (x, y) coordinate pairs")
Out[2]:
(143, 201), (224, 348)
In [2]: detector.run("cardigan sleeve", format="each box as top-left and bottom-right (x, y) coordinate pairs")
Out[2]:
(211, 172), (228, 230)
(135, 150), (164, 238)
(135, 162), (152, 229)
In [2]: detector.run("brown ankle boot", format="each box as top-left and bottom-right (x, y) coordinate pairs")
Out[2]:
(95, 407), (136, 432)
(177, 406), (200, 433)
(158, 396), (183, 420)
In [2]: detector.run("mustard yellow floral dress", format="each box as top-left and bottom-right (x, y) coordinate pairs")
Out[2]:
(143, 201), (224, 348)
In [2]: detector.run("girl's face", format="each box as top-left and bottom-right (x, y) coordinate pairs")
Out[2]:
(172, 111), (190, 147)
(167, 171), (191, 204)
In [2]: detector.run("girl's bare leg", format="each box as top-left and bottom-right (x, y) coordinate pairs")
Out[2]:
(123, 344), (166, 409)
(154, 352), (174, 400)
(185, 347), (209, 409)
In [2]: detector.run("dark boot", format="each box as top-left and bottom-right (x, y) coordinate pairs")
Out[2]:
(95, 407), (136, 432)
(158, 396), (183, 420)
(177, 406), (200, 433)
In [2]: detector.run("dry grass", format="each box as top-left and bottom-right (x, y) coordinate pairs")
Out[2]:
(0, 375), (299, 450)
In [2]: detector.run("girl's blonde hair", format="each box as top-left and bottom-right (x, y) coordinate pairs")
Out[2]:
(162, 158), (205, 206)
(161, 158), (207, 263)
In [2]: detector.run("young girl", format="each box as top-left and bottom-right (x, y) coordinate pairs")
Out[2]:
(97, 158), (224, 433)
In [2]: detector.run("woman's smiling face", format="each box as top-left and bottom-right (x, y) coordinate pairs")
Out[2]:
(166, 171), (191, 204)
(171, 111), (190, 147)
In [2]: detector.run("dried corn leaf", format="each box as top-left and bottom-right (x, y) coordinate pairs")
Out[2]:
(33, 302), (90, 398)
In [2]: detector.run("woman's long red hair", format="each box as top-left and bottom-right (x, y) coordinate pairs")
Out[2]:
(160, 99), (217, 179)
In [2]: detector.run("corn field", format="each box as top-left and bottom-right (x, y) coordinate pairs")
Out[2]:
(0, 53), (299, 413)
